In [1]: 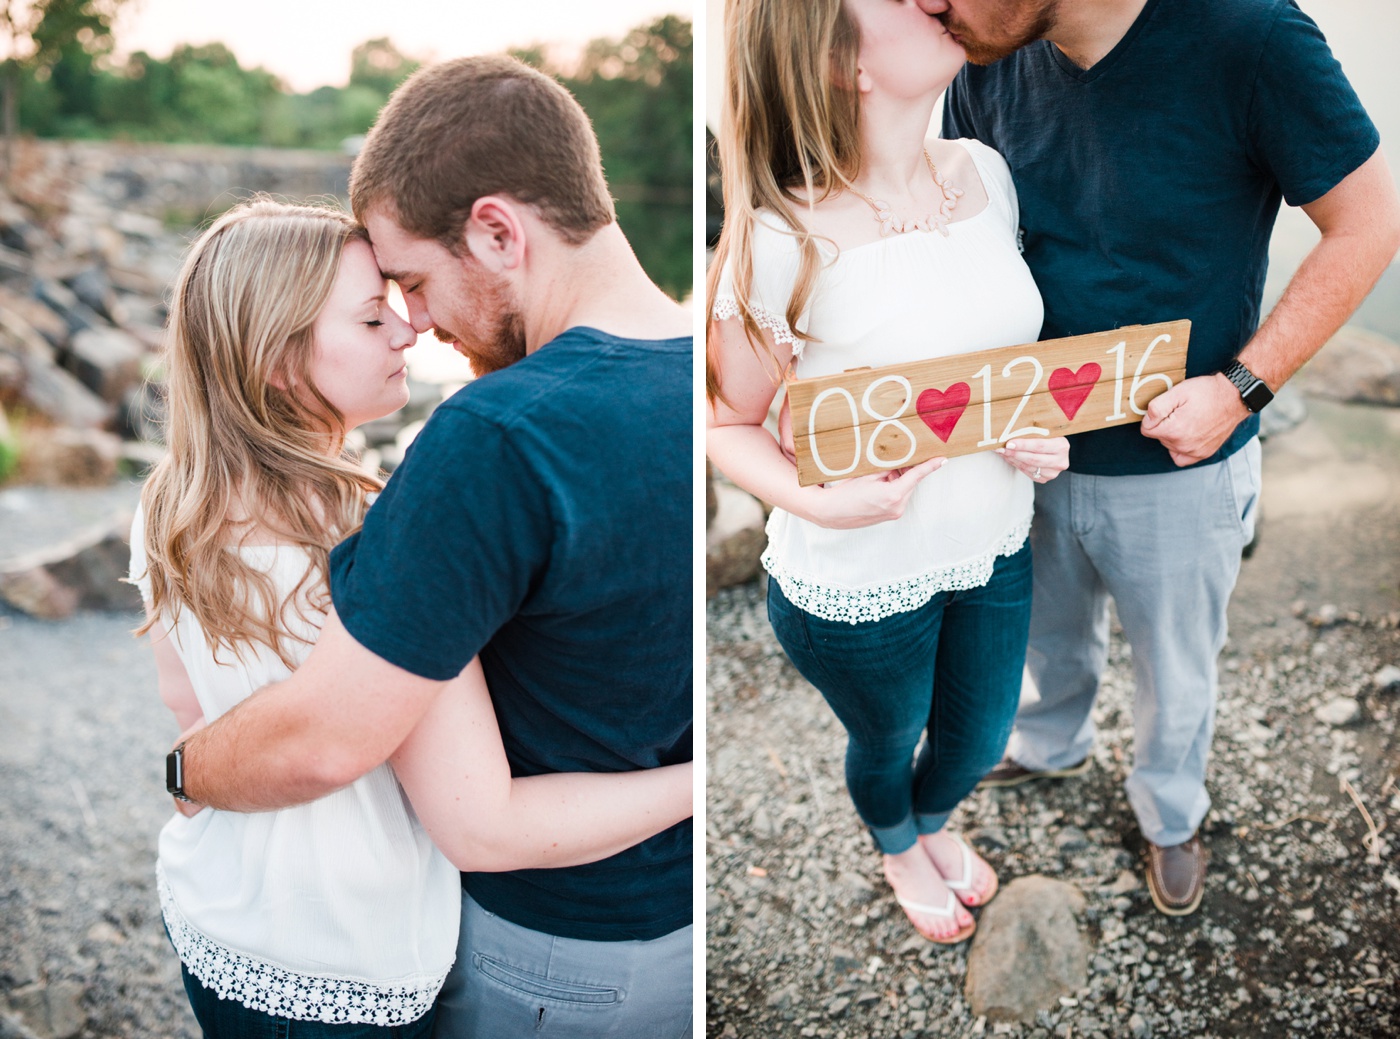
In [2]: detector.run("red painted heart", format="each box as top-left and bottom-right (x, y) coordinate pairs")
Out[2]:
(916, 383), (971, 443)
(1048, 363), (1102, 420)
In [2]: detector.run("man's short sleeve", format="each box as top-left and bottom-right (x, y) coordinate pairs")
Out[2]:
(1247, 2), (1379, 207)
(329, 402), (552, 681)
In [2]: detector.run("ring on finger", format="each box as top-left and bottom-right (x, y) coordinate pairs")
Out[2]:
(1033, 466), (1042, 480)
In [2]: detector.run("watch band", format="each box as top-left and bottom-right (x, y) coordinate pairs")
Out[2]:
(1221, 360), (1274, 413)
(166, 740), (195, 803)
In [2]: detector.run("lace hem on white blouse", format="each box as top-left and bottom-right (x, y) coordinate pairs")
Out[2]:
(158, 866), (448, 1026)
(711, 297), (806, 359)
(763, 513), (1032, 625)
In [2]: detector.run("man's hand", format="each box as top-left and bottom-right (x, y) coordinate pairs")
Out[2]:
(1139, 373), (1250, 467)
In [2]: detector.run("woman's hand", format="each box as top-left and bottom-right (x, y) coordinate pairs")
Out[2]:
(802, 457), (946, 528)
(997, 437), (1070, 484)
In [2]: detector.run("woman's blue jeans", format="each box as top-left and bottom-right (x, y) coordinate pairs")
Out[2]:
(767, 542), (1032, 854)
(179, 964), (436, 1039)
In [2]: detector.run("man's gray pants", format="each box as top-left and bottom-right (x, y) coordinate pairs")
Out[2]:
(1008, 438), (1261, 846)
(431, 892), (693, 1038)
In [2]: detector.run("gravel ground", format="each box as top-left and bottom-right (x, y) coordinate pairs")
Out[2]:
(706, 400), (1400, 1039)
(0, 606), (197, 1039)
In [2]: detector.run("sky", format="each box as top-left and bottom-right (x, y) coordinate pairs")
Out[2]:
(111, 0), (693, 93)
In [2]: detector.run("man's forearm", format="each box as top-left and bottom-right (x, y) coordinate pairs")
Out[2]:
(1240, 153), (1400, 389)
(174, 611), (448, 812)
(1240, 234), (1398, 391)
(179, 677), (359, 811)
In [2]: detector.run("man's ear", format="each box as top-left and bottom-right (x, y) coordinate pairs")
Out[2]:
(462, 196), (526, 273)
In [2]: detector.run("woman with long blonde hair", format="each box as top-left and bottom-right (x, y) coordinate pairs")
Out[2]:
(707, 0), (1068, 944)
(131, 198), (692, 1034)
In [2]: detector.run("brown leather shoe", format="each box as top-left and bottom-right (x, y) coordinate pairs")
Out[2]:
(977, 755), (1090, 789)
(1145, 834), (1207, 916)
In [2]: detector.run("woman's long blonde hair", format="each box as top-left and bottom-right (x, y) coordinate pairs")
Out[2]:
(705, 0), (863, 405)
(136, 198), (383, 667)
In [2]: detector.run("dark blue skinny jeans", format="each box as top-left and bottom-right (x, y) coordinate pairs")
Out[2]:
(767, 542), (1032, 854)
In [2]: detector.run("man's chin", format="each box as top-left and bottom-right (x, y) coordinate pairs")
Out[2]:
(954, 34), (1020, 66)
(453, 342), (526, 378)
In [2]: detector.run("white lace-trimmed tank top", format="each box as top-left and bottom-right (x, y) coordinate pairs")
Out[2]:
(713, 139), (1045, 624)
(128, 505), (460, 1025)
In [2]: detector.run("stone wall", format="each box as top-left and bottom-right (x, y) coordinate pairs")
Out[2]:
(0, 139), (429, 621)
(10, 138), (354, 225)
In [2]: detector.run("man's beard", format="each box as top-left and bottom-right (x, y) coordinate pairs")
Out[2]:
(944, 0), (1059, 65)
(435, 311), (526, 377)
(435, 262), (528, 377)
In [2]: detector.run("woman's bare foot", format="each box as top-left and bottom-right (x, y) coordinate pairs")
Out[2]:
(918, 831), (999, 908)
(883, 845), (975, 944)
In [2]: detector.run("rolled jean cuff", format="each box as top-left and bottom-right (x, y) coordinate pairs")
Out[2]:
(868, 814), (920, 855)
(915, 810), (952, 836)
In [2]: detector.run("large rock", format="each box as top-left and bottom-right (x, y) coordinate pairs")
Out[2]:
(15, 350), (112, 429)
(64, 264), (121, 324)
(32, 277), (101, 337)
(17, 427), (123, 487)
(0, 303), (55, 360)
(0, 525), (140, 618)
(63, 325), (144, 403)
(0, 285), (69, 349)
(707, 477), (767, 596)
(0, 483), (143, 619)
(5, 979), (86, 1039)
(1294, 326), (1400, 406)
(964, 874), (1089, 1024)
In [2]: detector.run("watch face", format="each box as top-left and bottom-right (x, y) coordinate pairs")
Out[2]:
(1242, 380), (1273, 412)
(166, 747), (183, 795)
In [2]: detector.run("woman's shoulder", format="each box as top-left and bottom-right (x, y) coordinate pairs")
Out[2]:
(930, 136), (1013, 188)
(716, 206), (812, 285)
(750, 206), (814, 253)
(928, 136), (1019, 228)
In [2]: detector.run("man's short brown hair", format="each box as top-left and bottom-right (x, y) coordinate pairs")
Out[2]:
(349, 55), (616, 248)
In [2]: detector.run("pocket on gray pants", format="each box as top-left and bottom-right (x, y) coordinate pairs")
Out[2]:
(472, 953), (621, 1006)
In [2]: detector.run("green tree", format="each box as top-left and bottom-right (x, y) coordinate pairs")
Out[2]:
(348, 37), (417, 97)
(1, 0), (127, 171)
(565, 16), (693, 298)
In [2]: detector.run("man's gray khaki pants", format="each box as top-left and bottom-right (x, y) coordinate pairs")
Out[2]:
(1007, 438), (1261, 847)
(432, 892), (693, 1039)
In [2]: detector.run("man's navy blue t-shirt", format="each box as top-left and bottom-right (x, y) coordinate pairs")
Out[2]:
(329, 326), (692, 942)
(943, 0), (1378, 475)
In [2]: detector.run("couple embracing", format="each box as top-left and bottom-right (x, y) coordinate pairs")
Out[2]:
(130, 57), (693, 1037)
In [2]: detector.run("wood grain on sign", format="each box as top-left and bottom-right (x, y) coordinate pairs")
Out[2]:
(787, 320), (1190, 487)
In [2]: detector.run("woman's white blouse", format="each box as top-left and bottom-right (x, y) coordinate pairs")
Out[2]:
(129, 505), (460, 1025)
(713, 139), (1045, 623)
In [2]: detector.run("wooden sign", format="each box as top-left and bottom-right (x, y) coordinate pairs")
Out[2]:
(788, 320), (1190, 486)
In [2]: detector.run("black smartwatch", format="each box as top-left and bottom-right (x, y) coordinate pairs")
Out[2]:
(166, 740), (196, 803)
(1221, 360), (1274, 413)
